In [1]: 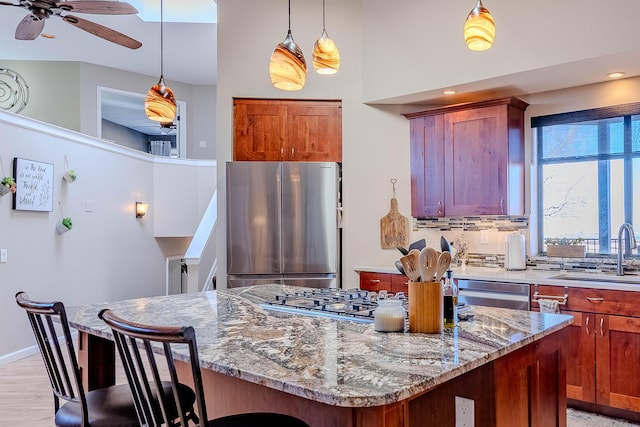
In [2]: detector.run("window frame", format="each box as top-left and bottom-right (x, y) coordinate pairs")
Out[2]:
(532, 102), (640, 256)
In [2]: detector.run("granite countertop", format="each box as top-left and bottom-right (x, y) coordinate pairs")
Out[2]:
(354, 265), (640, 292)
(67, 284), (572, 408)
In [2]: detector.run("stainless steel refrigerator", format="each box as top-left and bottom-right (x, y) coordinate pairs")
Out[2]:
(226, 161), (341, 288)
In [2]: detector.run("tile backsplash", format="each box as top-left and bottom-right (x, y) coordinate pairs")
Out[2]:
(413, 216), (639, 275)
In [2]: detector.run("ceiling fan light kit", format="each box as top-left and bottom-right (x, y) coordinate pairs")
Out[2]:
(145, 0), (177, 125)
(464, 0), (495, 51)
(270, 0), (307, 91)
(2, 0), (142, 49)
(312, 0), (340, 75)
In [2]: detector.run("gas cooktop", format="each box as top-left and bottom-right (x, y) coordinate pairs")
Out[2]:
(261, 288), (406, 323)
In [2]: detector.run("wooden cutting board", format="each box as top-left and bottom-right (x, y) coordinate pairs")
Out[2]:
(380, 197), (409, 249)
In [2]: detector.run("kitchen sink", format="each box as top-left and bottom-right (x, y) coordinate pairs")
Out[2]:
(549, 273), (640, 285)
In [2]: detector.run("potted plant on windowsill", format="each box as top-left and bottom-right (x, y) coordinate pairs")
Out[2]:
(56, 217), (73, 235)
(545, 237), (586, 258)
(0, 176), (16, 197)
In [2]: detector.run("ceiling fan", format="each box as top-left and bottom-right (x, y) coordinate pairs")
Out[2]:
(0, 0), (142, 49)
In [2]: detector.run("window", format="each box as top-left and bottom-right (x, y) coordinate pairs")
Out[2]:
(532, 103), (640, 256)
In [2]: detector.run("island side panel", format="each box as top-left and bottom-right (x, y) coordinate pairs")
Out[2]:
(77, 331), (116, 390)
(493, 328), (568, 427)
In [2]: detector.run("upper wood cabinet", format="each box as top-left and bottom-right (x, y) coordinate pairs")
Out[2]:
(233, 99), (342, 162)
(404, 97), (528, 217)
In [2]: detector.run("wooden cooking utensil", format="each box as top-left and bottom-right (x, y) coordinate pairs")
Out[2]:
(400, 253), (421, 281)
(434, 251), (452, 281)
(418, 247), (438, 282)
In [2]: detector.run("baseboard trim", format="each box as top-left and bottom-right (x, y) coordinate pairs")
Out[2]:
(0, 345), (40, 366)
(0, 331), (79, 367)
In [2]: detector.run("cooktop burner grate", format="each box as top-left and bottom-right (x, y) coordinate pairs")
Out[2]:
(261, 288), (406, 323)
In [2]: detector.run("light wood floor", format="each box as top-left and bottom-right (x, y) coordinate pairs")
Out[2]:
(1, 352), (638, 426)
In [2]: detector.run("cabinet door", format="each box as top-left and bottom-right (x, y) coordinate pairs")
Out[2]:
(234, 101), (286, 161)
(596, 314), (640, 412)
(287, 102), (342, 162)
(409, 115), (445, 217)
(443, 105), (508, 216)
(565, 311), (597, 403)
(359, 272), (391, 292)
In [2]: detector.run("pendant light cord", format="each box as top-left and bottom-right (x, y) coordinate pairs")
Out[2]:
(160, 0), (164, 78)
(288, 0), (291, 31)
(322, 0), (326, 31)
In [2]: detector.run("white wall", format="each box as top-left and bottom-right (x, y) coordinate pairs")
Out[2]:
(361, 0), (640, 103)
(0, 112), (214, 360)
(0, 60), (216, 160)
(216, 0), (640, 290)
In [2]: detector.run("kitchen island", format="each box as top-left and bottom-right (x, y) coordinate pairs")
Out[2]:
(67, 284), (573, 427)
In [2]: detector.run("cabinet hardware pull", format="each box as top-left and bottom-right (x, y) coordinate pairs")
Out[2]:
(585, 316), (590, 335)
(291, 147), (294, 158)
(586, 297), (604, 303)
(600, 317), (604, 336)
(438, 201), (443, 215)
(500, 198), (504, 214)
(369, 280), (381, 284)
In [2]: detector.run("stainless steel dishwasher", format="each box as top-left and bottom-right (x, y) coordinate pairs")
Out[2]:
(456, 279), (530, 310)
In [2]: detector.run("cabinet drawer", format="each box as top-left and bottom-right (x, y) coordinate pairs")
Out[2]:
(359, 272), (391, 292)
(567, 287), (640, 316)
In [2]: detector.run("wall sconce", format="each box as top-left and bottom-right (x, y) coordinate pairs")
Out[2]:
(136, 202), (148, 218)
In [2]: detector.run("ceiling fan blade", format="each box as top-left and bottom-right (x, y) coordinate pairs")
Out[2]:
(15, 14), (45, 40)
(56, 1), (138, 15)
(62, 15), (142, 49)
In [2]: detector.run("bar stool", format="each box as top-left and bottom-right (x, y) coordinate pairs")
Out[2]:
(99, 308), (310, 427)
(15, 292), (197, 427)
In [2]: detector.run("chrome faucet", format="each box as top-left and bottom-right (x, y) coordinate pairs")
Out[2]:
(617, 223), (637, 276)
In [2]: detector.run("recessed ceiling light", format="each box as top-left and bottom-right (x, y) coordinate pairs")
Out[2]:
(607, 72), (625, 79)
(443, 90), (456, 95)
(41, 33), (55, 39)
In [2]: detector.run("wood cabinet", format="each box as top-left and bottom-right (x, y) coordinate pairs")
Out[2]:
(531, 285), (640, 421)
(404, 97), (528, 217)
(359, 271), (408, 295)
(233, 99), (342, 162)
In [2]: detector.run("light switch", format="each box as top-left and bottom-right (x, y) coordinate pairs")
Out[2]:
(199, 140), (207, 148)
(1, 249), (7, 263)
(85, 200), (95, 212)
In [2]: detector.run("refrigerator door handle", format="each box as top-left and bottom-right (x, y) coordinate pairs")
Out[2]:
(337, 202), (343, 229)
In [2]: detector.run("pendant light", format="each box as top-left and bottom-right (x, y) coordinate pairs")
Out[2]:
(312, 0), (340, 75)
(269, 0), (306, 91)
(464, 0), (495, 51)
(145, 0), (176, 124)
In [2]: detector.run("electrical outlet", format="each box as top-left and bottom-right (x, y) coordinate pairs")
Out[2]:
(455, 396), (474, 427)
(480, 229), (489, 245)
(0, 249), (7, 263)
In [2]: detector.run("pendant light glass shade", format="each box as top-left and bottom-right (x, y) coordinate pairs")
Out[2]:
(270, 29), (307, 91)
(270, 0), (306, 91)
(145, 0), (176, 124)
(145, 76), (176, 125)
(312, 0), (339, 74)
(464, 0), (495, 51)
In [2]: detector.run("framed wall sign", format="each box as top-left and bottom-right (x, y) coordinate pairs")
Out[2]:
(12, 157), (54, 212)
